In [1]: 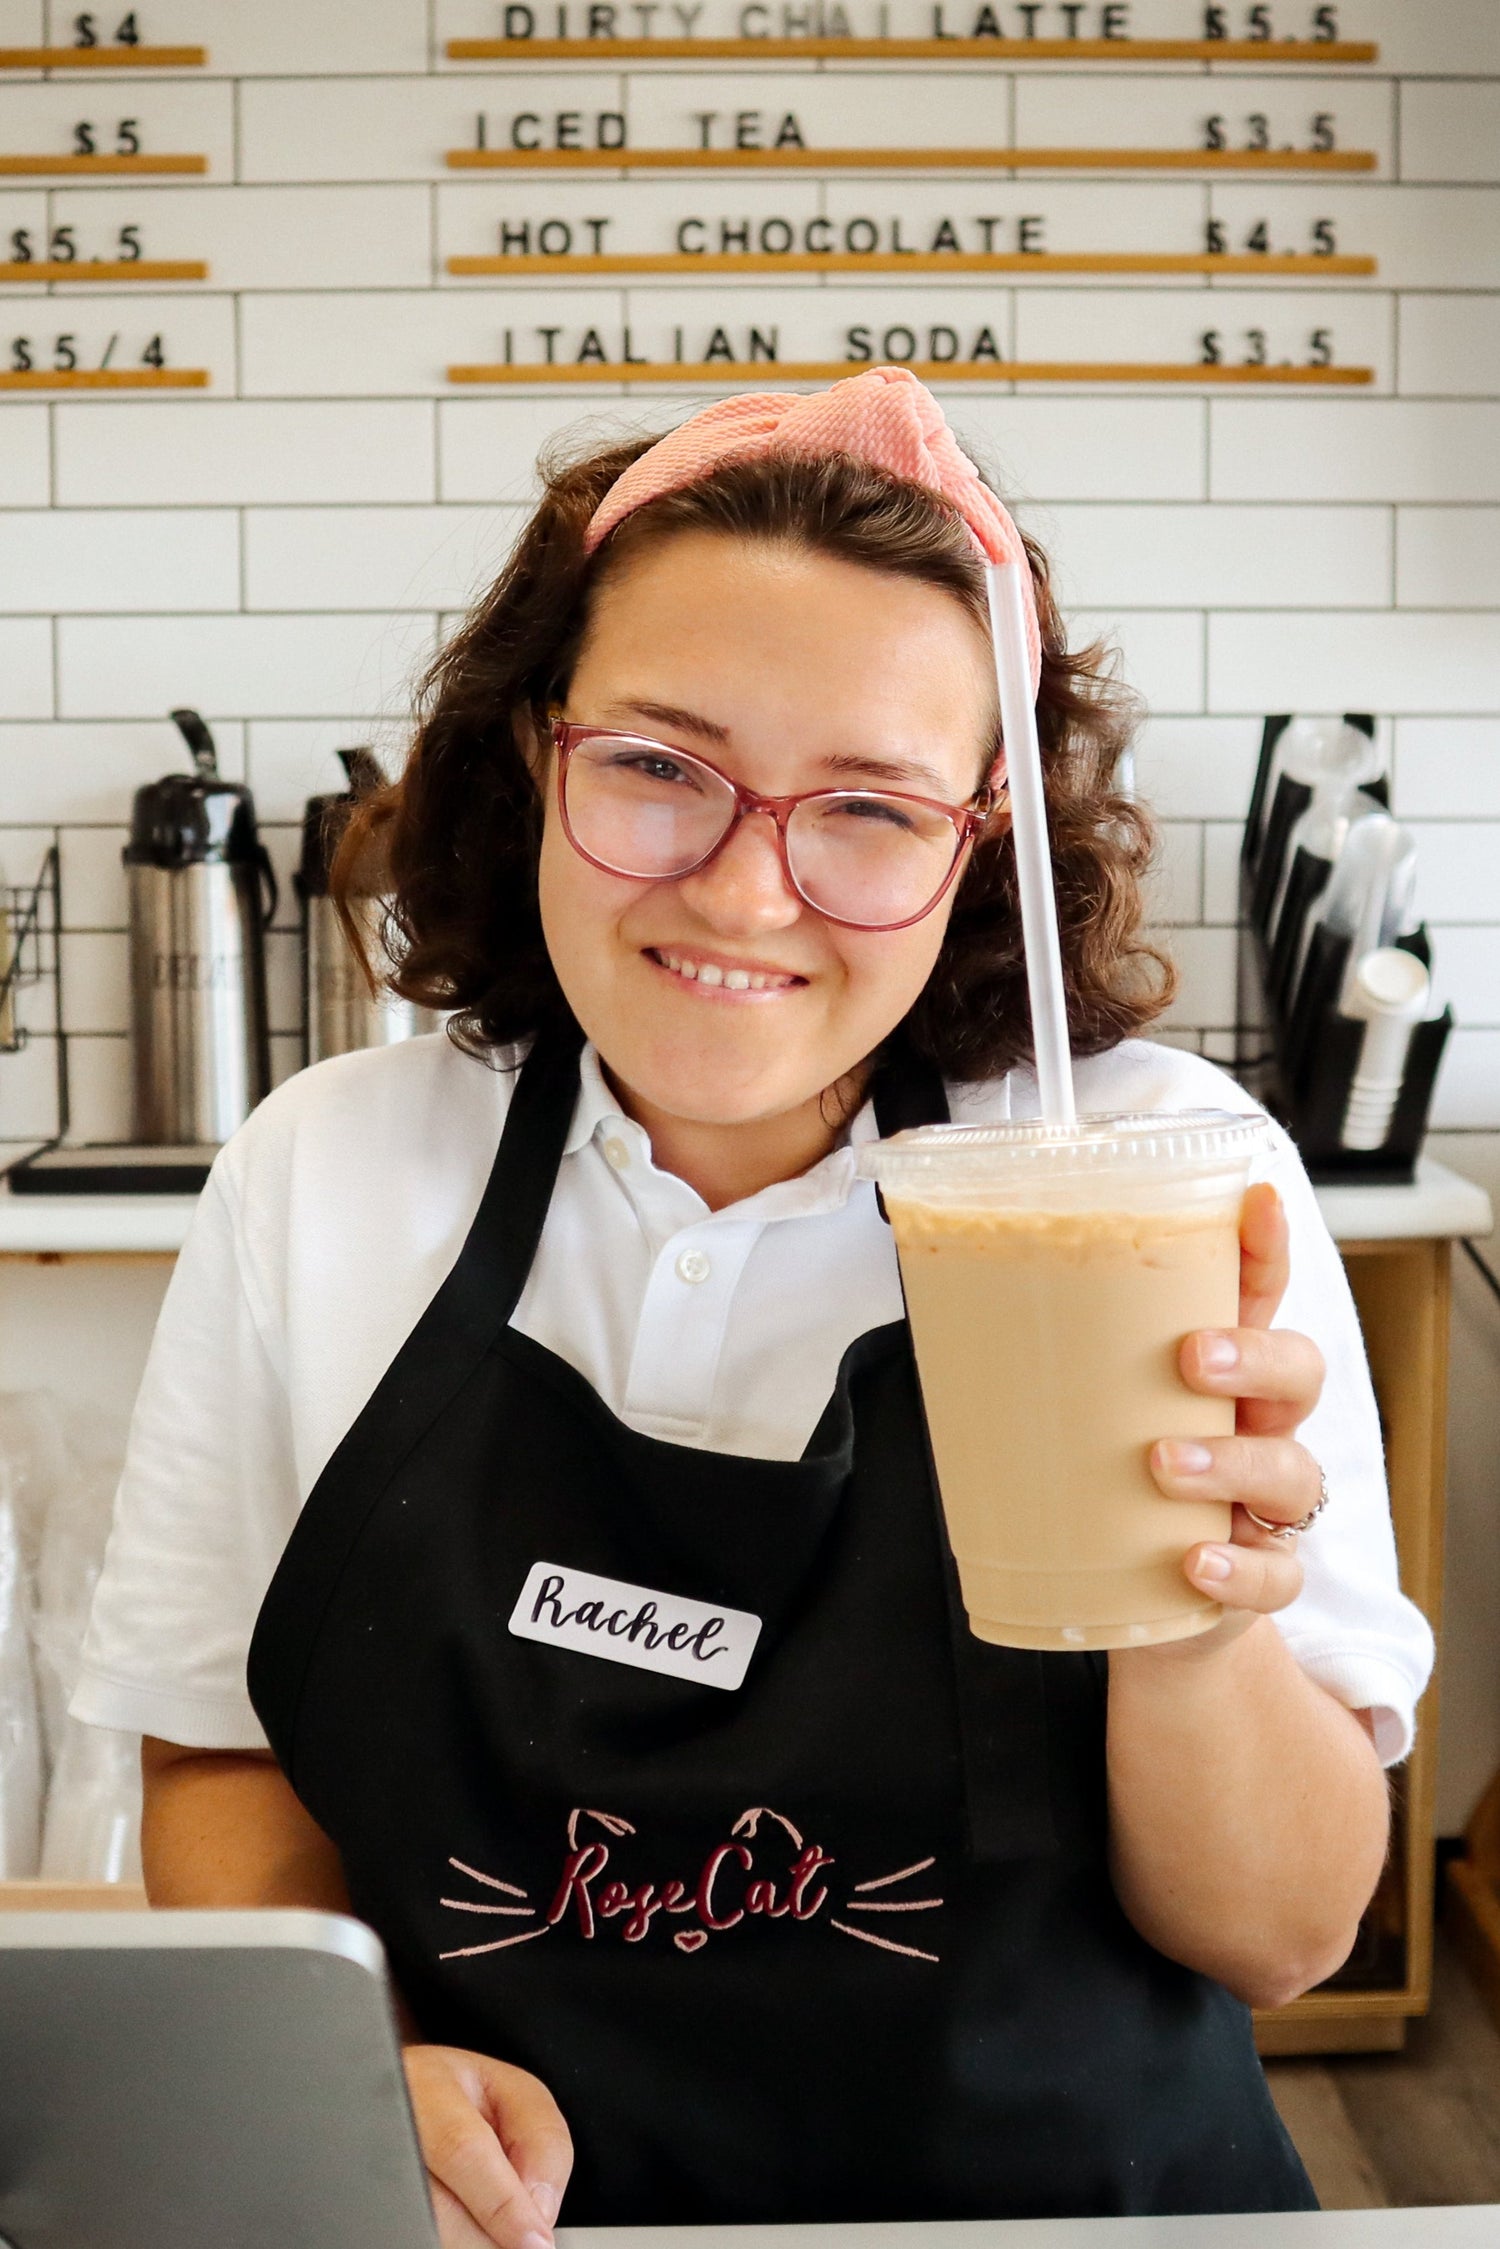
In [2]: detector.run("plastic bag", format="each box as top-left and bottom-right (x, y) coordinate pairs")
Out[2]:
(32, 1445), (124, 1771)
(0, 1481), (42, 1878)
(0, 1388), (141, 1884)
(39, 1718), (142, 1885)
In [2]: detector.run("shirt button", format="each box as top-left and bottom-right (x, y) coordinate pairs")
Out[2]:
(602, 1137), (630, 1171)
(675, 1248), (711, 1285)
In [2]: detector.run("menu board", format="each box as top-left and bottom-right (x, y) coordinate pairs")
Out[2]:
(0, 0), (1422, 395)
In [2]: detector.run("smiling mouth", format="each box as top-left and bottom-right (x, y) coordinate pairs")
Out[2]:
(647, 948), (806, 993)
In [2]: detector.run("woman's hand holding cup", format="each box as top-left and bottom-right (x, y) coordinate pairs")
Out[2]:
(1150, 1182), (1328, 1640)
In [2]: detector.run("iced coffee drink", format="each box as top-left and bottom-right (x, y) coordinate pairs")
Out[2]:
(861, 1111), (1267, 1651)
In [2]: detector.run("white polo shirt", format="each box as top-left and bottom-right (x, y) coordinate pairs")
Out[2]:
(71, 1031), (1433, 1766)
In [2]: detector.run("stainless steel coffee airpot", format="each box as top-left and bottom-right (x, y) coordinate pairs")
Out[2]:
(124, 710), (275, 1145)
(297, 749), (431, 1065)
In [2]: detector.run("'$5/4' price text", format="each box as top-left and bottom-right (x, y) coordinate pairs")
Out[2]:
(9, 331), (169, 372)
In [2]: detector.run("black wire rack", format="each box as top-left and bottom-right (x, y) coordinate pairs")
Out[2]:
(0, 842), (70, 1140)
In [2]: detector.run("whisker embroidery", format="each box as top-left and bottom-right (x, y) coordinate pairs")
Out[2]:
(439, 1926), (551, 1962)
(852, 1857), (936, 1892)
(843, 1898), (943, 1913)
(439, 1898), (536, 1916)
(448, 1857), (530, 1898)
(829, 1917), (939, 1965)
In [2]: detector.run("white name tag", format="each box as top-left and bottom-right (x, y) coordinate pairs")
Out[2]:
(509, 1562), (762, 1692)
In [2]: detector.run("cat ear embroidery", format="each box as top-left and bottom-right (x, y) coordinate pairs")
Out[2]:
(732, 1806), (804, 1847)
(567, 1806), (636, 1849)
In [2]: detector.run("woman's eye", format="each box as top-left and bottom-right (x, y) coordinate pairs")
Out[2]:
(833, 796), (920, 833)
(613, 752), (695, 787)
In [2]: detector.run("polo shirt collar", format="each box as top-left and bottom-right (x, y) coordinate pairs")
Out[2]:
(562, 1040), (882, 1223)
(563, 1040), (623, 1157)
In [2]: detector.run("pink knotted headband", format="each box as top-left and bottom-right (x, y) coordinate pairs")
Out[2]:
(582, 364), (1042, 695)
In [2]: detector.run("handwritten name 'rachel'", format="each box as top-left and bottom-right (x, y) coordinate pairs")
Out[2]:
(530, 1571), (730, 1664)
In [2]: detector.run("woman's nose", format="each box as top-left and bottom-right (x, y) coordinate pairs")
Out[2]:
(675, 810), (803, 932)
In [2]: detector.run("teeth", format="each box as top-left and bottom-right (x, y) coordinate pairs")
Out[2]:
(655, 950), (792, 991)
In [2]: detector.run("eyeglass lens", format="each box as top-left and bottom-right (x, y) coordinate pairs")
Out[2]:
(563, 734), (965, 928)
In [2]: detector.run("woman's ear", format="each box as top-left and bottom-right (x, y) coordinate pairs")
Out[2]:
(515, 702), (553, 786)
(983, 753), (1011, 832)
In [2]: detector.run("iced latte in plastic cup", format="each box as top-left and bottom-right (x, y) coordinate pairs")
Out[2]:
(860, 1110), (1268, 1652)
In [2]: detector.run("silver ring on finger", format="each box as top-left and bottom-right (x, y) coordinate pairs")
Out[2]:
(1242, 1462), (1330, 1543)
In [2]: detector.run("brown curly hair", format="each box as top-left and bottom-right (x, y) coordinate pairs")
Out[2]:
(335, 428), (1174, 1082)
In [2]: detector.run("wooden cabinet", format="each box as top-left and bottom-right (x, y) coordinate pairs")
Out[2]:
(1255, 1231), (1455, 2054)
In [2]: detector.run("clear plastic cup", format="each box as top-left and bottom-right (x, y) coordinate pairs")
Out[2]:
(860, 1109), (1268, 1651)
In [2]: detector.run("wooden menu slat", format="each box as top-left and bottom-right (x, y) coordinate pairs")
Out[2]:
(449, 249), (1376, 277)
(0, 368), (208, 389)
(0, 154), (208, 175)
(449, 358), (1373, 386)
(448, 146), (1376, 173)
(448, 37), (1378, 63)
(0, 260), (207, 282)
(0, 45), (206, 70)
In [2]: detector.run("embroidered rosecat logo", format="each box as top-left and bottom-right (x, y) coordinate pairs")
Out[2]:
(439, 1805), (944, 1965)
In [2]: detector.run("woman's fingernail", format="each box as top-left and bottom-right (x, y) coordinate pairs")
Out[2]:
(1194, 1546), (1235, 1583)
(1198, 1334), (1239, 1373)
(529, 2184), (561, 2229)
(1164, 1440), (1213, 1475)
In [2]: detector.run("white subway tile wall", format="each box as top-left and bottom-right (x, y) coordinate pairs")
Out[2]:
(0, 2), (1494, 1146)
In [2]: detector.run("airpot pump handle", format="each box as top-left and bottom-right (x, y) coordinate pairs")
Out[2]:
(170, 706), (218, 777)
(337, 747), (383, 797)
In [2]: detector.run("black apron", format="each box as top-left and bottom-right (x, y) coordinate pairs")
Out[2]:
(247, 1026), (1314, 2224)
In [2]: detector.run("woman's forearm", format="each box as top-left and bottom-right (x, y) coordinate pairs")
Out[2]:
(1105, 1619), (1390, 2010)
(140, 1737), (354, 1911)
(140, 1739), (425, 2041)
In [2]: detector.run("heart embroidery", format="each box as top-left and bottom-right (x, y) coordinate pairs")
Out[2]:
(674, 1929), (708, 1954)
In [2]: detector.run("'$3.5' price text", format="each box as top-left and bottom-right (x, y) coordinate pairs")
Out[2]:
(1201, 327), (1335, 367)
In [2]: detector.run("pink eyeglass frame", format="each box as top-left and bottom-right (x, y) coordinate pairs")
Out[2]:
(552, 719), (998, 933)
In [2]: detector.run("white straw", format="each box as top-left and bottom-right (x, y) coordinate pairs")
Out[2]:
(984, 560), (1076, 1131)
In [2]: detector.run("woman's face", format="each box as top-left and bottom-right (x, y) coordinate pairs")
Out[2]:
(538, 527), (998, 1133)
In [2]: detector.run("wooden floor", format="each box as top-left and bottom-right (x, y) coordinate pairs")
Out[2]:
(1266, 1935), (1500, 2208)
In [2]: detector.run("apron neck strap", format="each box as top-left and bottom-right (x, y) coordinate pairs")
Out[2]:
(471, 1013), (587, 1321)
(872, 1034), (950, 1138)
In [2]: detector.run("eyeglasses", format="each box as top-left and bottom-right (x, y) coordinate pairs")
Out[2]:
(552, 721), (995, 932)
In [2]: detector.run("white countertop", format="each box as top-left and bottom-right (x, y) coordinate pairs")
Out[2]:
(561, 2212), (1499, 2247)
(0, 1154), (1493, 1257)
(1311, 1156), (1493, 1244)
(0, 1183), (200, 1255)
(0, 1154), (1491, 1257)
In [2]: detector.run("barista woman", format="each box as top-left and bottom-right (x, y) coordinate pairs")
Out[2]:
(74, 370), (1430, 2246)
